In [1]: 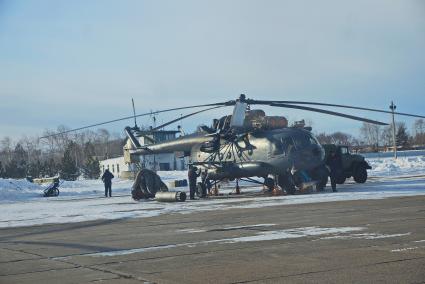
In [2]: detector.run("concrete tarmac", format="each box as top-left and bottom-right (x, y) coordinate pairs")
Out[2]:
(1, 195), (424, 283)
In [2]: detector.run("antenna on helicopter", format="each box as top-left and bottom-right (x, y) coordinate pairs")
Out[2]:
(131, 98), (138, 129)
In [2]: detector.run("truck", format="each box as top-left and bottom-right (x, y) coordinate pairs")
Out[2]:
(322, 144), (372, 184)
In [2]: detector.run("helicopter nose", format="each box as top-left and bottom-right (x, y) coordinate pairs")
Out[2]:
(312, 145), (321, 156)
(312, 144), (325, 162)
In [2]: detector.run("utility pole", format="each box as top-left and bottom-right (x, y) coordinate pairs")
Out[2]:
(390, 101), (397, 159)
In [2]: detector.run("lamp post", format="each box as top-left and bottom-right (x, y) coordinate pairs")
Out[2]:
(389, 101), (397, 159)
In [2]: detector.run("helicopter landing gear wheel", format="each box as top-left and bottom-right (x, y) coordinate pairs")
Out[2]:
(263, 177), (274, 191)
(278, 174), (296, 195)
(312, 165), (329, 192)
(336, 175), (346, 184)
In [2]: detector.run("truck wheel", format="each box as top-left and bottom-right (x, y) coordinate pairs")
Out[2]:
(336, 175), (346, 184)
(353, 166), (367, 183)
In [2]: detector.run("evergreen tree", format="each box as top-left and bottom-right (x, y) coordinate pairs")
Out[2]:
(81, 142), (100, 179)
(60, 142), (79, 181)
(0, 161), (5, 178)
(82, 157), (101, 179)
(41, 158), (57, 177)
(14, 143), (27, 162)
(27, 159), (42, 178)
(3, 143), (28, 178)
(396, 123), (409, 148)
(16, 159), (27, 178)
(5, 159), (18, 178)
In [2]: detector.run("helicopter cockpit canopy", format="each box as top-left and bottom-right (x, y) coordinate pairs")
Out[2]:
(271, 130), (321, 157)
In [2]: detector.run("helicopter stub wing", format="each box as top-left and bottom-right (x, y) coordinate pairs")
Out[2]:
(129, 132), (213, 155)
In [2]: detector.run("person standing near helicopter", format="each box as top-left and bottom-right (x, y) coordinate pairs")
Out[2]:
(188, 166), (200, 200)
(326, 150), (342, 192)
(101, 169), (114, 197)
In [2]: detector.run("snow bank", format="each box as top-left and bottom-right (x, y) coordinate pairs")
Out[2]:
(0, 178), (43, 202)
(368, 155), (425, 177)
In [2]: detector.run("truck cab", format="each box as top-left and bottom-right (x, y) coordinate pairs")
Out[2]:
(322, 144), (372, 184)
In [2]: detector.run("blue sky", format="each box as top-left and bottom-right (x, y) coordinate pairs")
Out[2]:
(1, 0), (424, 139)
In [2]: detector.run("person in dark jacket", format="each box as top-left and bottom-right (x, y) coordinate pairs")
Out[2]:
(200, 171), (212, 197)
(326, 151), (342, 192)
(188, 166), (199, 200)
(101, 169), (114, 197)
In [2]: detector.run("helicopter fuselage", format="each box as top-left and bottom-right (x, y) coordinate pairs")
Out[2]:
(130, 127), (325, 181)
(191, 128), (325, 180)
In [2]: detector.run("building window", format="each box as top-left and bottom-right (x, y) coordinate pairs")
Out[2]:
(102, 165), (105, 172)
(117, 164), (120, 173)
(107, 165), (110, 170)
(112, 164), (115, 173)
(159, 163), (170, 171)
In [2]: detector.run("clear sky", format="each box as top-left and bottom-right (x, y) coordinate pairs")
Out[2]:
(1, 0), (424, 140)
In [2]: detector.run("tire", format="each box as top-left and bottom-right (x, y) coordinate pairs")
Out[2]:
(311, 165), (329, 192)
(277, 174), (296, 195)
(264, 177), (275, 191)
(336, 175), (346, 184)
(353, 166), (367, 183)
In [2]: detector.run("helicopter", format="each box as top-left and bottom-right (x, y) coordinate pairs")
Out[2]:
(121, 94), (423, 196)
(43, 94), (425, 196)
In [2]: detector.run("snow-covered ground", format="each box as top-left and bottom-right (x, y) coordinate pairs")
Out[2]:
(367, 155), (425, 177)
(1, 153), (424, 228)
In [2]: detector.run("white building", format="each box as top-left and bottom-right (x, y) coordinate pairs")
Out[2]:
(100, 156), (126, 178)
(100, 130), (188, 179)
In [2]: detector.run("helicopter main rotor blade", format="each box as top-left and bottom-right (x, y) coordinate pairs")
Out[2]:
(40, 101), (234, 139)
(151, 105), (226, 131)
(249, 99), (425, 119)
(269, 103), (388, 125)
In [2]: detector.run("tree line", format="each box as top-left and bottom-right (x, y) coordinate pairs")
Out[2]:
(0, 126), (126, 180)
(315, 119), (425, 151)
(1, 119), (424, 180)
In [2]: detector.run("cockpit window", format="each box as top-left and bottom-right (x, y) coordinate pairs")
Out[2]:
(274, 133), (318, 156)
(309, 134), (319, 145)
(273, 136), (295, 156)
(293, 133), (319, 149)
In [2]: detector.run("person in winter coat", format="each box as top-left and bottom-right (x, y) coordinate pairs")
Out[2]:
(101, 169), (114, 197)
(188, 166), (199, 200)
(200, 171), (211, 197)
(326, 150), (342, 192)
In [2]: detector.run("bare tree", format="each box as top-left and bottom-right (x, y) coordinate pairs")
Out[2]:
(380, 126), (393, 147)
(360, 122), (381, 150)
(0, 137), (14, 163)
(329, 132), (353, 145)
(413, 119), (425, 145)
(97, 128), (110, 158)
